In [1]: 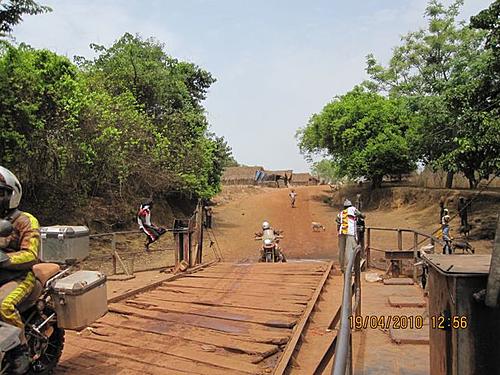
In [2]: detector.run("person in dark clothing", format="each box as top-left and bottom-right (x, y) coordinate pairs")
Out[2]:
(439, 197), (445, 224)
(204, 206), (213, 229)
(457, 197), (469, 227)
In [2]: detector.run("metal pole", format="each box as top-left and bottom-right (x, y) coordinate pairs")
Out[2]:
(413, 232), (418, 282)
(355, 252), (361, 319)
(486, 216), (500, 307)
(366, 228), (371, 268)
(332, 245), (361, 375)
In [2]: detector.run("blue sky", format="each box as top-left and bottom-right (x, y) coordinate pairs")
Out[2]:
(13, 0), (493, 172)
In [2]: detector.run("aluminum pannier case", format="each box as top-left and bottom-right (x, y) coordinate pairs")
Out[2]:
(40, 226), (89, 264)
(51, 270), (107, 330)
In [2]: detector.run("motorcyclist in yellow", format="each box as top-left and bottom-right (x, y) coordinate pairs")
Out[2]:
(0, 166), (40, 374)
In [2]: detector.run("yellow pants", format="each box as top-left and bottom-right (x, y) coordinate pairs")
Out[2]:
(0, 272), (35, 332)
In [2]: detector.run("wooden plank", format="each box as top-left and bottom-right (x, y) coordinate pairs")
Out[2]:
(81, 326), (264, 373)
(107, 274), (136, 281)
(127, 297), (299, 327)
(383, 278), (414, 285)
(95, 314), (280, 355)
(107, 260), (219, 304)
(145, 289), (307, 313)
(388, 296), (426, 308)
(163, 279), (315, 296)
(109, 303), (292, 339)
(62, 346), (193, 375)
(273, 261), (333, 375)
(66, 336), (249, 375)
(389, 327), (429, 344)
(158, 284), (312, 299)
(185, 273), (320, 287)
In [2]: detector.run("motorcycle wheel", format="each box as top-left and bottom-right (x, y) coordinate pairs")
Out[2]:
(28, 324), (65, 374)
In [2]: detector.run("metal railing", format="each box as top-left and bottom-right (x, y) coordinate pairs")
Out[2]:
(332, 244), (362, 375)
(86, 230), (177, 275)
(365, 226), (444, 280)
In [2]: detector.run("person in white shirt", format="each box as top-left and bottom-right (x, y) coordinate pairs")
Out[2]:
(336, 199), (365, 272)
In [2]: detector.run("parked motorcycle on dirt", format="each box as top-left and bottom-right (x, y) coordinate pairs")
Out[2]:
(0, 220), (107, 375)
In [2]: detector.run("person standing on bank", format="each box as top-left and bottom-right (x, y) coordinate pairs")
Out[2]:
(137, 200), (166, 251)
(336, 199), (365, 272)
(457, 197), (470, 228)
(204, 205), (213, 229)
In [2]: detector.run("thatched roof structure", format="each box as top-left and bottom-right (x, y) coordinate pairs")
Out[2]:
(292, 173), (319, 185)
(222, 166), (264, 183)
(264, 169), (293, 177)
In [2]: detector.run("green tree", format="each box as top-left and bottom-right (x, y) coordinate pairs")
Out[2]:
(0, 43), (88, 215)
(79, 33), (224, 197)
(0, 0), (51, 37)
(311, 159), (341, 184)
(298, 88), (417, 188)
(365, 0), (497, 188)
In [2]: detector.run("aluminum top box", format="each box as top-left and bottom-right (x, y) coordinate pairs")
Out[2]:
(40, 226), (90, 264)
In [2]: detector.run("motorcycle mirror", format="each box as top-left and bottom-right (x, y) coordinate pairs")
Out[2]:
(0, 219), (13, 237)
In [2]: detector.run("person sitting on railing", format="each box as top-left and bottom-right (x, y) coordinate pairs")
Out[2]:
(137, 200), (166, 252)
(336, 199), (365, 272)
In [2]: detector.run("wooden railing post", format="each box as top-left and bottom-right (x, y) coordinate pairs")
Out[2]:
(111, 233), (117, 275)
(397, 229), (403, 250)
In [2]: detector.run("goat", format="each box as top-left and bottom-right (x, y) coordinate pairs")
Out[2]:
(312, 222), (326, 232)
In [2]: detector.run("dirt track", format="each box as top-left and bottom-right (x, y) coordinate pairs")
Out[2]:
(212, 186), (338, 262)
(211, 185), (493, 262)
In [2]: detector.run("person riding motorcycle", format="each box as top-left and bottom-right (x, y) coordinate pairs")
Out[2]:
(255, 221), (286, 262)
(0, 166), (40, 374)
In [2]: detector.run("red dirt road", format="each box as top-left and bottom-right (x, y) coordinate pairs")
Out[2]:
(212, 186), (338, 262)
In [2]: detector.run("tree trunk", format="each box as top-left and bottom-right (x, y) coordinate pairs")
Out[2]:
(445, 172), (454, 189)
(371, 175), (382, 189)
(468, 177), (479, 189)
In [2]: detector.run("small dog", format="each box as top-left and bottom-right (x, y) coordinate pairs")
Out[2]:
(453, 239), (474, 254)
(312, 222), (326, 232)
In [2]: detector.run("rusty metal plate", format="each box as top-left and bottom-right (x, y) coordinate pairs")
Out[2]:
(423, 254), (491, 275)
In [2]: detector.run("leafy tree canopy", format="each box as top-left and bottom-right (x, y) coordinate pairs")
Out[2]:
(0, 0), (51, 37)
(362, 0), (499, 188)
(298, 88), (418, 187)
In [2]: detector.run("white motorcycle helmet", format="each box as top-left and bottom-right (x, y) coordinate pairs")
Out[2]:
(262, 221), (270, 230)
(0, 166), (22, 214)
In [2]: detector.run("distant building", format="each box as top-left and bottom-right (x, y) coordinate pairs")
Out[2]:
(222, 166), (265, 185)
(292, 173), (319, 186)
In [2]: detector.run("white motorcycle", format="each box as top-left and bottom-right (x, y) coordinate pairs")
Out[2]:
(255, 230), (286, 263)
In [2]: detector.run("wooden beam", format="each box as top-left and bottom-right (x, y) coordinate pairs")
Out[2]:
(273, 261), (333, 375)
